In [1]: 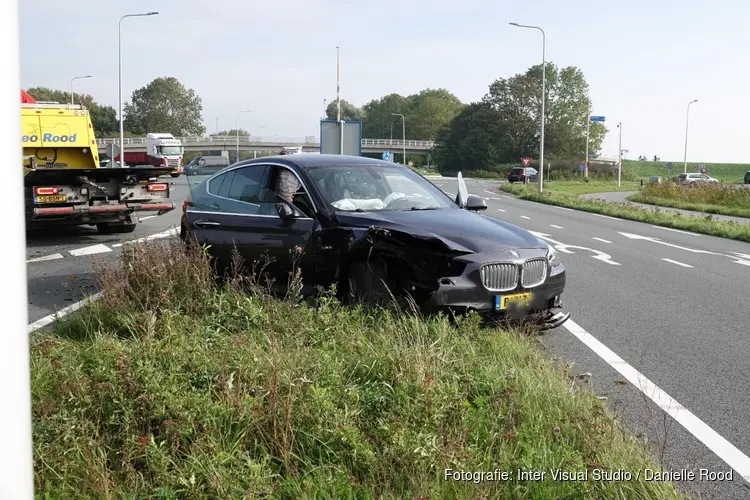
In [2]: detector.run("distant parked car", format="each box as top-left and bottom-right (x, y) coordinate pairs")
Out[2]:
(677, 172), (719, 187)
(649, 176), (662, 184)
(507, 167), (539, 183)
(744, 171), (750, 184)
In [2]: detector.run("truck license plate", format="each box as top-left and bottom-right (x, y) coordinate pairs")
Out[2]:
(36, 195), (67, 203)
(495, 292), (532, 310)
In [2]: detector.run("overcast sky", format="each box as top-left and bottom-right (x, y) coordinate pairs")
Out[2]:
(19, 0), (749, 163)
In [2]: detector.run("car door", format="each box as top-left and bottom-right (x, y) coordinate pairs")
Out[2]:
(187, 163), (316, 289)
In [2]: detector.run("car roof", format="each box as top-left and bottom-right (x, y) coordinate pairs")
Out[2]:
(234, 154), (407, 170)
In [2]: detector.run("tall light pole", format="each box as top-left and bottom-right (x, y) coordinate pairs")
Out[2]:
(510, 22), (546, 193)
(119, 11), (158, 167)
(236, 109), (251, 163)
(584, 92), (590, 178)
(70, 75), (92, 105)
(617, 122), (623, 187)
(392, 113), (405, 165)
(683, 99), (698, 174)
(323, 98), (327, 119)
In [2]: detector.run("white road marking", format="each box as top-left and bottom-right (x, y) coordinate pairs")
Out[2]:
(592, 237), (611, 244)
(520, 216), (531, 220)
(563, 319), (750, 483)
(662, 258), (693, 268)
(490, 197), (502, 200)
(26, 253), (64, 263)
(497, 208), (506, 213)
(69, 244), (112, 257)
(619, 232), (721, 256)
(650, 225), (702, 236)
(530, 231), (620, 266)
(27, 292), (102, 334)
(123, 227), (180, 246)
(550, 224), (563, 229)
(484, 189), (495, 195)
(593, 213), (622, 221)
(139, 215), (157, 221)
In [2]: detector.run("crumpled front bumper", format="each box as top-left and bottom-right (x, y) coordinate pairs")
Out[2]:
(422, 259), (569, 329)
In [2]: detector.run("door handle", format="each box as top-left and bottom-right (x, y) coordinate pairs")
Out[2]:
(194, 220), (221, 228)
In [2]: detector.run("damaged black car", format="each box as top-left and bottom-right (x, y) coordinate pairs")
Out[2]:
(180, 154), (570, 330)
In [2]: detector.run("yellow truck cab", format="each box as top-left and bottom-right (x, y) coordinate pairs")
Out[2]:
(21, 97), (176, 234)
(22, 103), (100, 171)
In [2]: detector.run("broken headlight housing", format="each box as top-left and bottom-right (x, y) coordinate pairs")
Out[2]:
(546, 243), (560, 266)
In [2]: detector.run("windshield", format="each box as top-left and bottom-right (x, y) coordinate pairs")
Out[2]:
(159, 146), (183, 156)
(306, 164), (457, 212)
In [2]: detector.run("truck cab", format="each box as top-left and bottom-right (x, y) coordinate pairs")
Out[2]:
(146, 133), (184, 177)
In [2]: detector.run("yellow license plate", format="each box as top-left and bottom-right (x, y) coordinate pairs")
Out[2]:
(496, 292), (532, 310)
(36, 195), (67, 203)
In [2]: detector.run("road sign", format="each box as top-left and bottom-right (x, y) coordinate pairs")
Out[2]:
(105, 143), (119, 159)
(521, 157), (532, 167)
(587, 153), (599, 158)
(590, 116), (606, 122)
(578, 164), (585, 173)
(382, 151), (391, 161)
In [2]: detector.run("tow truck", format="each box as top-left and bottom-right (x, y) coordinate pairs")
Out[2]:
(22, 89), (175, 234)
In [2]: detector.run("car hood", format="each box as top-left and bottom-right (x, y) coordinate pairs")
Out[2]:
(333, 208), (543, 254)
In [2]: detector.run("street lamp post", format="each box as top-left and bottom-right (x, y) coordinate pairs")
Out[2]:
(617, 122), (623, 187)
(119, 12), (158, 167)
(510, 22), (546, 193)
(70, 75), (92, 105)
(683, 99), (698, 174)
(236, 109), (251, 162)
(392, 113), (405, 165)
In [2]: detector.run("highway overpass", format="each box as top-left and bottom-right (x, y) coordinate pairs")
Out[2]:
(95, 136), (437, 156)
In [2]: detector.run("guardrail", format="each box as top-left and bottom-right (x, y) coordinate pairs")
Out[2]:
(95, 136), (437, 148)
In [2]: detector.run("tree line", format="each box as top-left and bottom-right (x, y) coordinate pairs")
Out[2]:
(27, 77), (206, 138)
(331, 62), (608, 174)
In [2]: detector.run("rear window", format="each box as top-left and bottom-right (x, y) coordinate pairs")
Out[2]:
(511, 168), (524, 174)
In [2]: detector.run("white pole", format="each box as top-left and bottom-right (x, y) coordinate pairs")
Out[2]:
(617, 122), (623, 187)
(509, 22), (545, 193)
(119, 12), (158, 168)
(1, 0), (34, 497)
(336, 46), (341, 123)
(392, 113), (405, 164)
(683, 99), (698, 174)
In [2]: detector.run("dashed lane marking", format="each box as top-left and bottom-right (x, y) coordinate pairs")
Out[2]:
(26, 253), (64, 263)
(520, 216), (531, 220)
(550, 224), (563, 229)
(68, 244), (112, 257)
(662, 258), (694, 268)
(592, 237), (612, 244)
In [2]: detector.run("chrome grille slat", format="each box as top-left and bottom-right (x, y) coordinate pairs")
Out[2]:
(480, 263), (518, 292)
(520, 258), (548, 289)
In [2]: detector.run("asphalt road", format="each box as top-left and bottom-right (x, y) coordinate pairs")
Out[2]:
(26, 177), (189, 324)
(581, 190), (750, 225)
(26, 175), (750, 499)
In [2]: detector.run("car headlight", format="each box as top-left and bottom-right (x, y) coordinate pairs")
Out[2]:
(547, 244), (560, 266)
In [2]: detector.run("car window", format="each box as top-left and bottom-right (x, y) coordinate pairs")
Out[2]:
(215, 170), (234, 198)
(307, 164), (456, 212)
(198, 165), (268, 214)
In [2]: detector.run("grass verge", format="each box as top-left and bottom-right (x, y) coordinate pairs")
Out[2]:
(502, 183), (750, 242)
(622, 160), (749, 183)
(31, 240), (685, 499)
(515, 180), (641, 196)
(626, 183), (750, 219)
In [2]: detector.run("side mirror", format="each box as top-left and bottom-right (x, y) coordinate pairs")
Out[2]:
(276, 203), (297, 220)
(465, 194), (487, 211)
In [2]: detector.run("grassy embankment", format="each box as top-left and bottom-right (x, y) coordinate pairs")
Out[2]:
(31, 240), (684, 499)
(502, 182), (750, 242)
(627, 183), (750, 219)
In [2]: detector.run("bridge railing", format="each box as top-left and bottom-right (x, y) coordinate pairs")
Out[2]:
(95, 136), (437, 148)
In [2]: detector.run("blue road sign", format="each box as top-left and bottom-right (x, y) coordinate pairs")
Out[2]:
(578, 164), (585, 172)
(382, 151), (391, 161)
(590, 116), (606, 122)
(587, 153), (599, 158)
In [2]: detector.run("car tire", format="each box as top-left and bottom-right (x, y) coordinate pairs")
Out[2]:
(345, 259), (391, 305)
